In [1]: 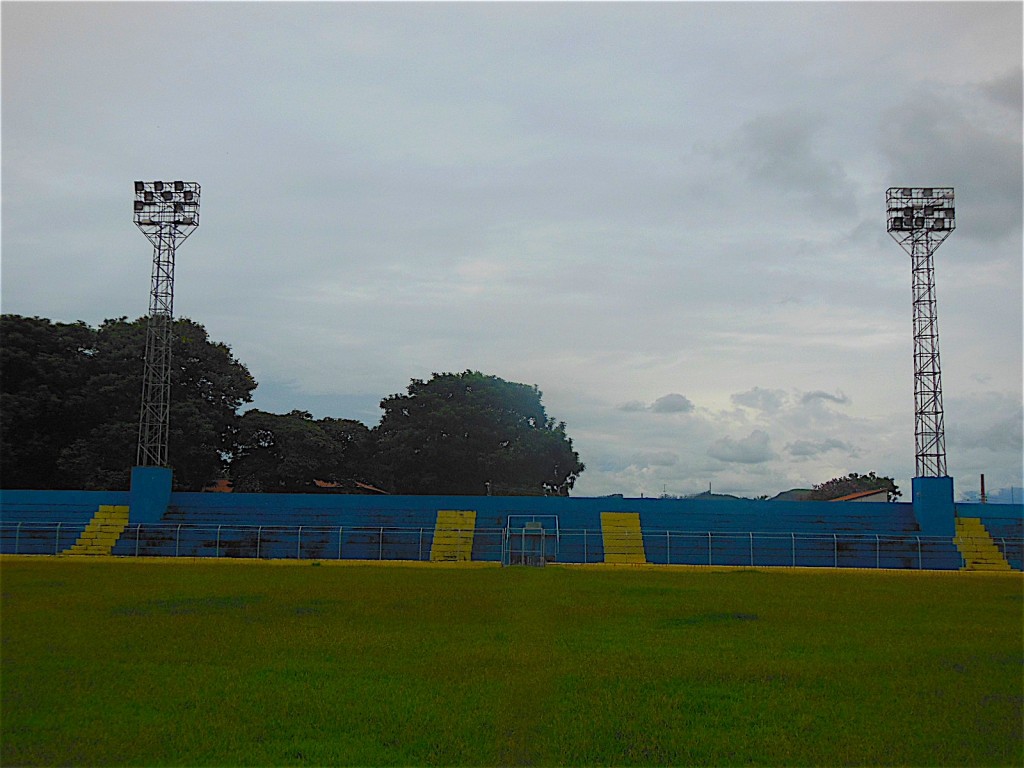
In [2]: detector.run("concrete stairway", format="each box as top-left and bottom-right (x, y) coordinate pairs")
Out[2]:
(429, 510), (476, 562)
(65, 505), (130, 555)
(601, 512), (647, 564)
(954, 517), (1012, 571)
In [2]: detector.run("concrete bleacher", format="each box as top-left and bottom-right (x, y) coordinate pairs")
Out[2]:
(2, 488), (1020, 571)
(0, 490), (129, 555)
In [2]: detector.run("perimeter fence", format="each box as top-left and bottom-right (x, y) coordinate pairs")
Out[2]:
(4, 521), (1021, 570)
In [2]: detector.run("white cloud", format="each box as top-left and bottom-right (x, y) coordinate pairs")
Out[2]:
(708, 430), (775, 465)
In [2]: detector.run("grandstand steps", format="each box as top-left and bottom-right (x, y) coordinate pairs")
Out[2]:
(430, 510), (476, 562)
(954, 518), (1012, 571)
(601, 512), (647, 564)
(65, 506), (129, 556)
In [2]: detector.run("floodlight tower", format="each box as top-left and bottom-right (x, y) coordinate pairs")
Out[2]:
(886, 187), (955, 478)
(133, 180), (200, 467)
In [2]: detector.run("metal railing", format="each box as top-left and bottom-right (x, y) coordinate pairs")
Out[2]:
(1, 521), (1020, 571)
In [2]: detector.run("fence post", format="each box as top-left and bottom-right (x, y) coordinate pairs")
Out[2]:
(257, 526), (262, 559)
(708, 532), (712, 566)
(917, 536), (922, 570)
(216, 525), (221, 558)
(379, 527), (384, 561)
(833, 534), (838, 568)
(55, 522), (62, 555)
(419, 528), (424, 561)
(136, 524), (142, 557)
(15, 522), (21, 555)
(297, 526), (303, 560)
(666, 530), (671, 565)
(338, 526), (343, 560)
(175, 524), (182, 558)
(583, 529), (588, 564)
(791, 532), (796, 567)
(750, 532), (754, 566)
(876, 534), (880, 569)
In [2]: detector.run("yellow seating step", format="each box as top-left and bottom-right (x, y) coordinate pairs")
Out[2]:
(430, 510), (476, 562)
(601, 512), (647, 564)
(65, 505), (130, 556)
(954, 518), (1011, 571)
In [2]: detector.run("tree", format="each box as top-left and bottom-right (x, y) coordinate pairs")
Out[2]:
(230, 409), (376, 492)
(0, 314), (255, 491)
(807, 472), (901, 502)
(374, 371), (584, 495)
(0, 316), (96, 489)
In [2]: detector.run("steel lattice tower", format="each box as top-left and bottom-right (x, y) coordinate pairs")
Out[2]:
(133, 181), (200, 467)
(886, 187), (955, 478)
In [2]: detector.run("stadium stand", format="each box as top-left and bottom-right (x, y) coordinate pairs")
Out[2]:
(2, 489), (1021, 571)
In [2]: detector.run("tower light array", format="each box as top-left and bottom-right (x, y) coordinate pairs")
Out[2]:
(886, 186), (955, 478)
(133, 180), (201, 468)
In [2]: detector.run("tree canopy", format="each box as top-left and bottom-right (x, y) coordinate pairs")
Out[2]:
(2, 317), (585, 496)
(807, 472), (901, 502)
(230, 409), (376, 493)
(374, 371), (584, 495)
(1, 314), (255, 490)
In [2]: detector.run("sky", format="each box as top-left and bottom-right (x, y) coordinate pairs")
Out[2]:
(2, 1), (1022, 501)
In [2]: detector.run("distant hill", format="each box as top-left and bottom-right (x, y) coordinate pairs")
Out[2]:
(686, 490), (745, 501)
(770, 489), (814, 502)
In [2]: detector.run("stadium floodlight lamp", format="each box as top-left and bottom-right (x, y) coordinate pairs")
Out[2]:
(886, 186), (955, 479)
(886, 187), (955, 247)
(133, 180), (201, 243)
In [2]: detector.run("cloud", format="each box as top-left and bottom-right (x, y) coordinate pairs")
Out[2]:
(732, 387), (788, 413)
(786, 438), (856, 458)
(617, 400), (648, 413)
(630, 450), (679, 468)
(801, 390), (850, 406)
(726, 109), (857, 213)
(708, 430), (774, 464)
(651, 393), (695, 414)
(618, 394), (695, 414)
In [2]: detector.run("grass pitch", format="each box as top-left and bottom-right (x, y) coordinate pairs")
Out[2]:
(1, 558), (1021, 766)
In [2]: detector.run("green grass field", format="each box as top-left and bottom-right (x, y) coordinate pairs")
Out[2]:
(1, 557), (1021, 766)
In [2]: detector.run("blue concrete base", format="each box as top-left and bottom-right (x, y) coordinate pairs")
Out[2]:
(913, 476), (955, 536)
(130, 466), (173, 524)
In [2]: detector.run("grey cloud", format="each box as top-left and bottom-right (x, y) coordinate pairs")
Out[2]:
(786, 438), (855, 457)
(979, 69), (1023, 114)
(801, 390), (850, 406)
(618, 394), (695, 414)
(651, 393), (695, 414)
(708, 430), (774, 464)
(878, 87), (1022, 244)
(729, 110), (856, 213)
(631, 451), (679, 468)
(732, 387), (788, 413)
(617, 400), (649, 413)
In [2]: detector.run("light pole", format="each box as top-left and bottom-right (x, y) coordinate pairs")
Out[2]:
(133, 180), (200, 467)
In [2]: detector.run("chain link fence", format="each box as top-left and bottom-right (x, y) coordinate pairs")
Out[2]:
(4, 520), (1021, 570)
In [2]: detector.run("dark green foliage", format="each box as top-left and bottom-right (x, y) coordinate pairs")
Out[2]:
(808, 471), (902, 502)
(375, 370), (584, 495)
(230, 409), (376, 492)
(0, 314), (255, 491)
(2, 316), (584, 496)
(0, 316), (95, 489)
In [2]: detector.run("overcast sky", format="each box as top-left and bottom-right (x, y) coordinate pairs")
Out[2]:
(3, 2), (1021, 500)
